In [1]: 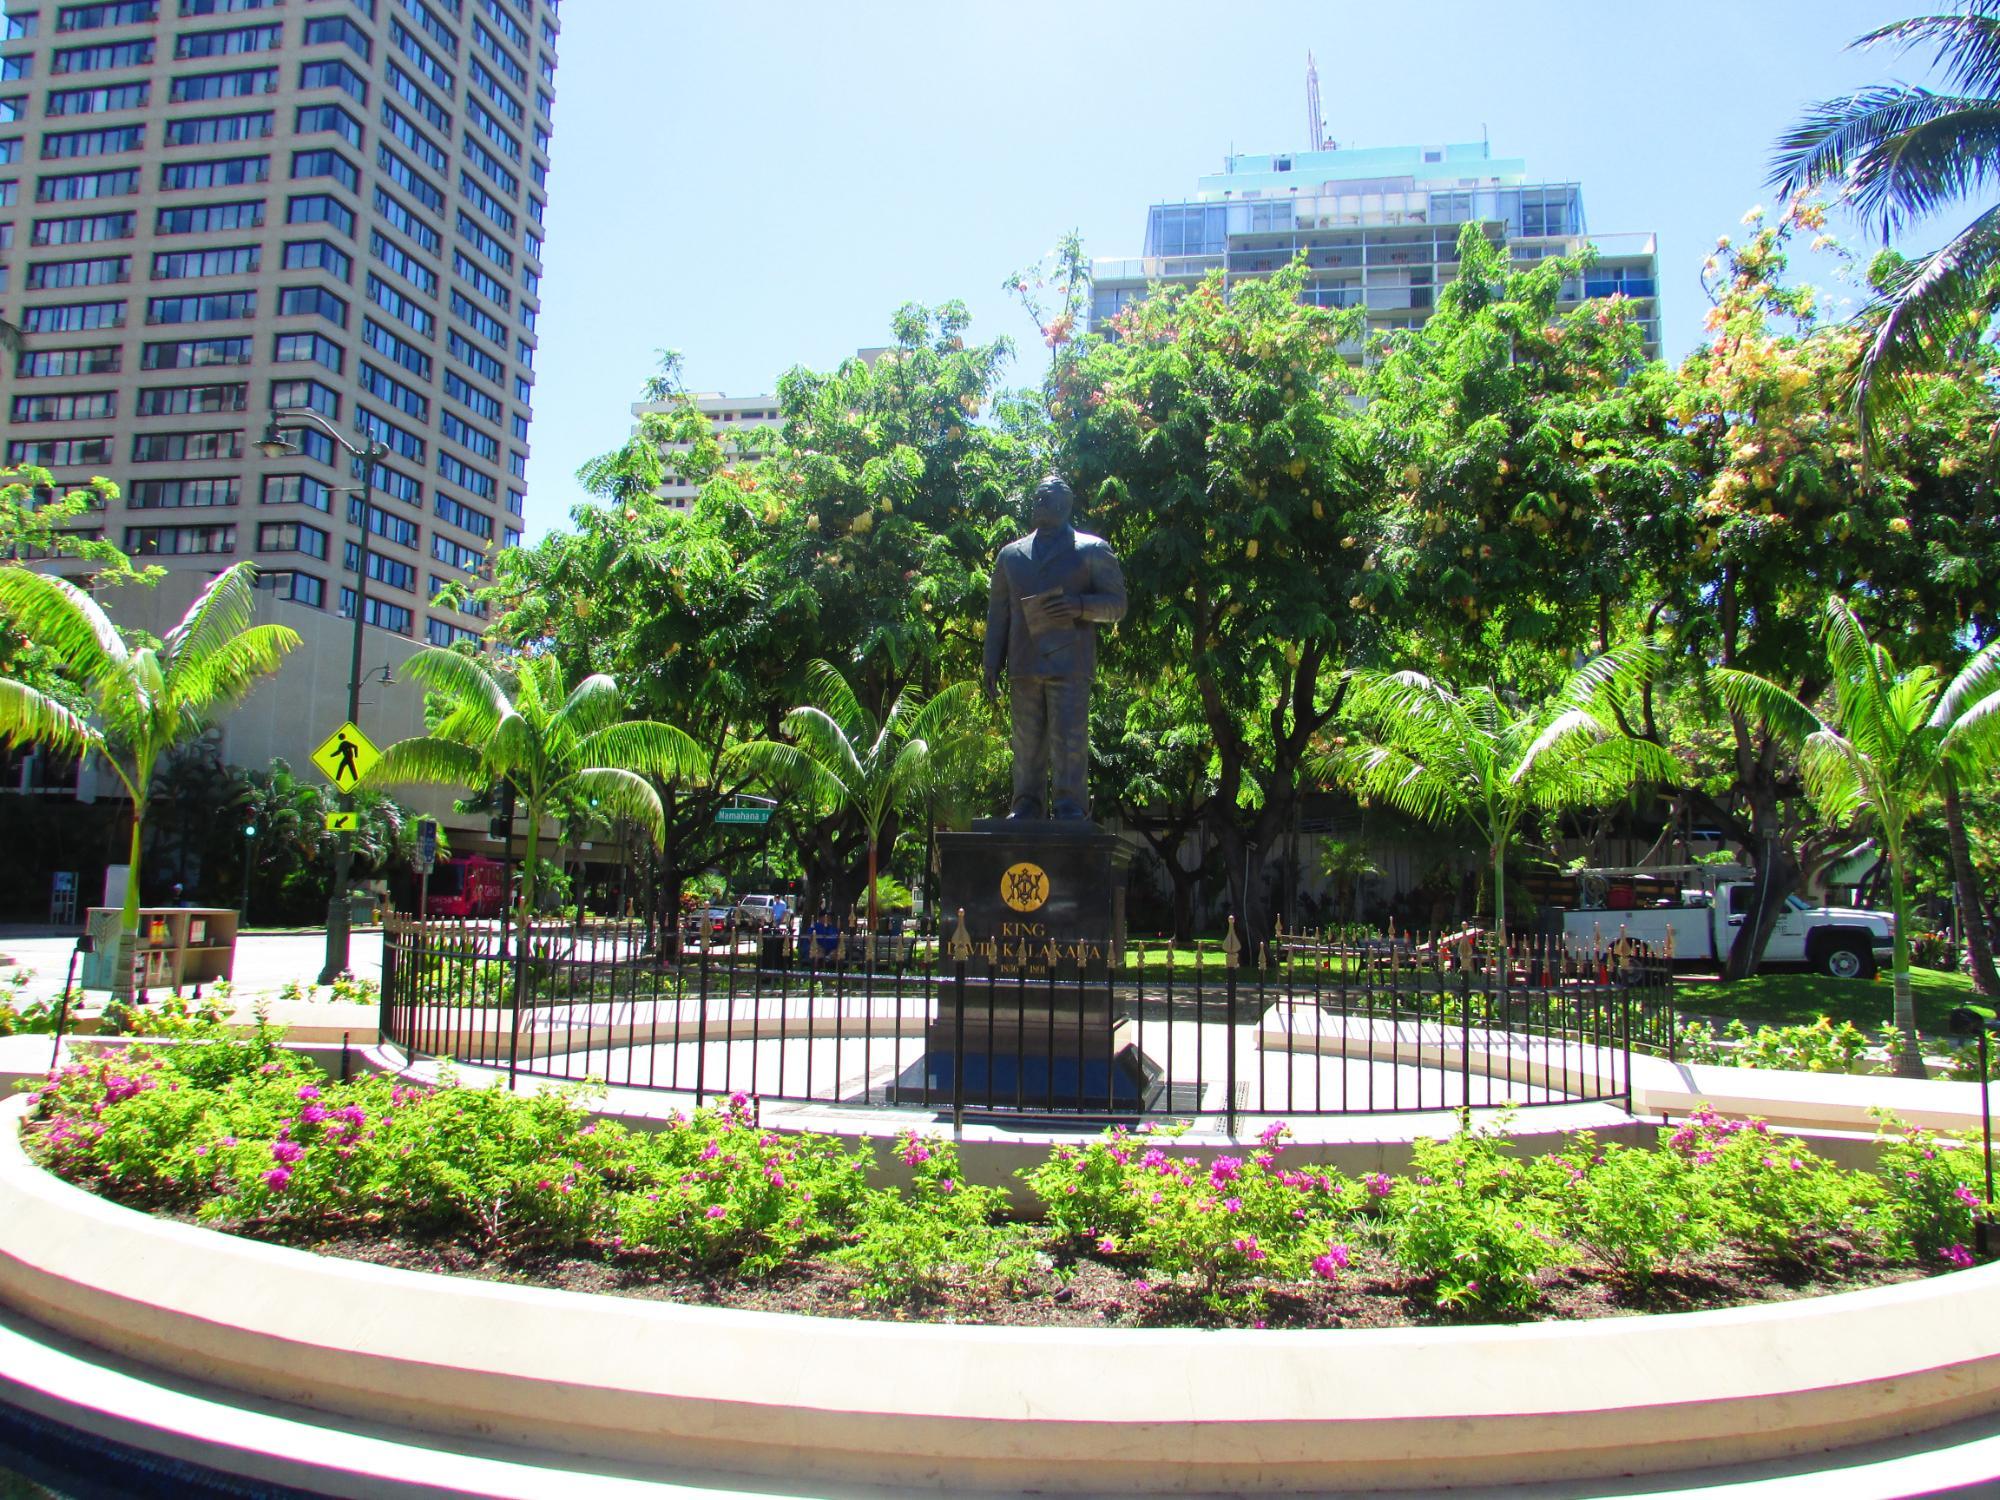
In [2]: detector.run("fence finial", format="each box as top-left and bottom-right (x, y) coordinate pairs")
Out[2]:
(949, 907), (972, 962)
(1224, 915), (1241, 970)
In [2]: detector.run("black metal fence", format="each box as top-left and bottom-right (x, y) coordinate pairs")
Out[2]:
(380, 916), (1678, 1127)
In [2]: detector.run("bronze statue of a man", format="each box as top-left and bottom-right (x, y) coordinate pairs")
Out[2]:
(983, 475), (1126, 820)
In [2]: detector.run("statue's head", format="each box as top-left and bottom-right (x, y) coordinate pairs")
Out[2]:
(1030, 474), (1074, 531)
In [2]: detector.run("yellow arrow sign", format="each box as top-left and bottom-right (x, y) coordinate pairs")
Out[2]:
(324, 810), (360, 832)
(310, 720), (380, 792)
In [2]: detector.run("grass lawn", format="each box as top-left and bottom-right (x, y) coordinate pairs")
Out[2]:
(1674, 966), (1978, 1037)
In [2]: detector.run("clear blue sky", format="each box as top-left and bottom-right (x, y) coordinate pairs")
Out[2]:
(523, 0), (1919, 539)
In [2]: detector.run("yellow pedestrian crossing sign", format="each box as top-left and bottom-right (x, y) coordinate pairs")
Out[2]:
(311, 721), (380, 792)
(325, 811), (360, 832)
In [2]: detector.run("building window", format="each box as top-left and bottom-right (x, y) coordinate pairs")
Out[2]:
(253, 569), (325, 608)
(338, 589), (413, 634)
(285, 192), (355, 237)
(131, 428), (242, 462)
(128, 476), (239, 508)
(281, 237), (353, 281)
(273, 330), (345, 373)
(277, 283), (349, 326)
(261, 473), (333, 512)
(134, 382), (246, 416)
(124, 522), (236, 555)
(257, 520), (328, 559)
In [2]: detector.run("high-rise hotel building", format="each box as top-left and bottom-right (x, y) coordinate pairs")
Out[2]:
(0, 0), (558, 654)
(1092, 141), (1659, 360)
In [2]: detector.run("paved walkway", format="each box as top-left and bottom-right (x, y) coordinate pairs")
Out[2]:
(0, 929), (381, 1004)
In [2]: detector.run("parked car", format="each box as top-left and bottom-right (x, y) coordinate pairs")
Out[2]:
(684, 905), (736, 942)
(732, 894), (785, 929)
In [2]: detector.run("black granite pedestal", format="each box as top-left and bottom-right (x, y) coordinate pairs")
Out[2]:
(917, 823), (1153, 1109)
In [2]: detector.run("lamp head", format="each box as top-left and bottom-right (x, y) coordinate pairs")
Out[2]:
(256, 417), (299, 459)
(1949, 1004), (1999, 1037)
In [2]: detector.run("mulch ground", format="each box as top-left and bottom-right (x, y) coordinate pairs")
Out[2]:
(180, 1217), (1932, 1329)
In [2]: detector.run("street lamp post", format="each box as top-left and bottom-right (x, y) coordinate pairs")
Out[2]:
(240, 820), (256, 922)
(258, 411), (389, 984)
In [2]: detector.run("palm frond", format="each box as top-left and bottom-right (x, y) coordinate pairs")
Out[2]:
(560, 766), (666, 847)
(404, 648), (511, 735)
(1939, 687), (2000, 767)
(900, 680), (982, 752)
(1561, 640), (1665, 706)
(1798, 729), (1874, 828)
(1847, 203), (2000, 435)
(0, 568), (130, 691)
(1509, 707), (1610, 787)
(1857, 7), (2000, 98)
(364, 735), (488, 791)
(1710, 668), (1823, 743)
(1930, 636), (2000, 730)
(486, 710), (542, 783)
(727, 737), (848, 811)
(1822, 598), (1901, 750)
(173, 624), (300, 719)
(552, 672), (625, 743)
(802, 658), (868, 736)
(780, 703), (867, 789)
(576, 719), (707, 784)
(1327, 744), (1464, 829)
(161, 562), (259, 682)
(0, 678), (101, 759)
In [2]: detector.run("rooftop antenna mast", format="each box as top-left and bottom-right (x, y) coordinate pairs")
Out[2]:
(1305, 52), (1335, 152)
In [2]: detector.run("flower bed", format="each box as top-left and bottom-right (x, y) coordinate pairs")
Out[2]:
(19, 1031), (1990, 1327)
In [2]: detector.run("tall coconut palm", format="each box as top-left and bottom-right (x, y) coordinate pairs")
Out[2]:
(0, 563), (299, 988)
(1770, 2), (2000, 433)
(1315, 647), (1679, 964)
(363, 651), (704, 925)
(1716, 599), (2000, 1076)
(732, 662), (980, 933)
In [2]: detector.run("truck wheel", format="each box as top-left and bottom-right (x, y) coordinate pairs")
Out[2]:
(1821, 941), (1874, 980)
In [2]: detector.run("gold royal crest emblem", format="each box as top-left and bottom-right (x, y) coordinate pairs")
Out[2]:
(1000, 862), (1050, 913)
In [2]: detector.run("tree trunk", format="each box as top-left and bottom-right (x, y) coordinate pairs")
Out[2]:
(866, 835), (879, 933)
(1944, 767), (2000, 997)
(1888, 855), (1927, 1078)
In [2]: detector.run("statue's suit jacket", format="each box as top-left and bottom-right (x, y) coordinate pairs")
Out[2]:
(984, 526), (1126, 683)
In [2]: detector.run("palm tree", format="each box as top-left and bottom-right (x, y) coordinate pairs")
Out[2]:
(0, 563), (299, 990)
(1316, 647), (1679, 964)
(1716, 599), (2000, 1076)
(732, 661), (980, 934)
(363, 651), (704, 926)
(1770, 2), (2000, 434)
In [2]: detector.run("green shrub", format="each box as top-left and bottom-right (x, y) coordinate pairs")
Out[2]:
(1664, 1110), (1856, 1266)
(1677, 1016), (1880, 1074)
(1387, 1128), (1569, 1314)
(1866, 1115), (1985, 1264)
(834, 1133), (1024, 1302)
(1531, 1132), (1719, 1284)
(1018, 1122), (1356, 1315)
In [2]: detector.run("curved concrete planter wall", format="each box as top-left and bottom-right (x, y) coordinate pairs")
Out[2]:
(3, 1094), (1999, 1493)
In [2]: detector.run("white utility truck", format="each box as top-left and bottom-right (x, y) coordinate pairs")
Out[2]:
(1556, 865), (1896, 978)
